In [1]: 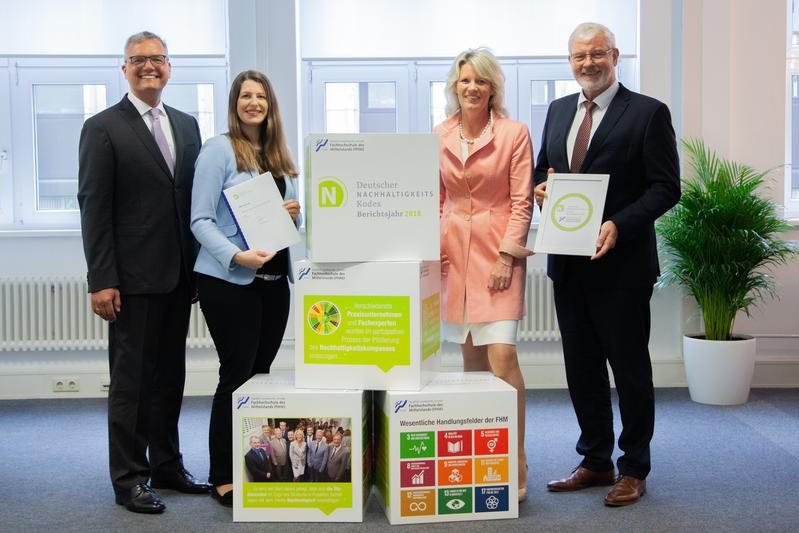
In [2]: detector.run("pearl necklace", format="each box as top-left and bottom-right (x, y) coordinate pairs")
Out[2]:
(459, 110), (493, 144)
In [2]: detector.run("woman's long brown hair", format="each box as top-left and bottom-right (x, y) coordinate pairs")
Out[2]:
(226, 70), (298, 178)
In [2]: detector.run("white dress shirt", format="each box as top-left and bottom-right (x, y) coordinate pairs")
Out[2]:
(566, 81), (620, 169)
(127, 92), (176, 162)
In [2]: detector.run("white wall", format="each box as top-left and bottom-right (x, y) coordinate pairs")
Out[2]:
(300, 0), (638, 58)
(0, 0), (227, 55)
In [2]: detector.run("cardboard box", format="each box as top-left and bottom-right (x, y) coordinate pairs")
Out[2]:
(294, 260), (441, 391)
(232, 372), (371, 522)
(305, 133), (439, 263)
(374, 372), (519, 524)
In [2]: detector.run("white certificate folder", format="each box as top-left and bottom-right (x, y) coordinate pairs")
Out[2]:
(534, 173), (609, 256)
(222, 172), (301, 252)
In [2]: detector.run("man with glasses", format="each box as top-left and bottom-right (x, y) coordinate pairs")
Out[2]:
(78, 31), (209, 514)
(533, 22), (680, 506)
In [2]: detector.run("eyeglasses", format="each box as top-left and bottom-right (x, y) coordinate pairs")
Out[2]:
(127, 55), (168, 66)
(569, 49), (614, 63)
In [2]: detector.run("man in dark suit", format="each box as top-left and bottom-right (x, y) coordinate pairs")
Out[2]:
(245, 436), (273, 483)
(325, 433), (350, 482)
(78, 31), (210, 514)
(533, 22), (680, 507)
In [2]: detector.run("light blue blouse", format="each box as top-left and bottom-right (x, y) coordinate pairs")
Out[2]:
(190, 134), (299, 285)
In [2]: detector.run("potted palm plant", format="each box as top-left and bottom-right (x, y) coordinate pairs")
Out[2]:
(656, 139), (798, 405)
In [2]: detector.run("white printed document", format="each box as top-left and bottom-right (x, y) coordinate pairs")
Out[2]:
(533, 173), (609, 256)
(222, 172), (301, 252)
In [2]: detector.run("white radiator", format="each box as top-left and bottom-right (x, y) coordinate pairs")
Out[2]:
(0, 277), (214, 351)
(0, 271), (559, 351)
(519, 268), (560, 341)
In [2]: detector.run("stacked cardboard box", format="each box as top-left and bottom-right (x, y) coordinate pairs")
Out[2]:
(374, 372), (518, 524)
(297, 133), (442, 390)
(232, 133), (519, 524)
(232, 373), (370, 522)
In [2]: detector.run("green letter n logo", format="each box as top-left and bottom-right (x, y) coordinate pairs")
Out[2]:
(318, 177), (346, 208)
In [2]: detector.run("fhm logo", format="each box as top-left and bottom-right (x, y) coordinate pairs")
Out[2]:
(314, 138), (329, 152)
(298, 267), (311, 280)
(318, 177), (347, 208)
(236, 396), (250, 410)
(394, 400), (409, 413)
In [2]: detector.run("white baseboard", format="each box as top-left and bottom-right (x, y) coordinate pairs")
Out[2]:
(0, 343), (797, 400)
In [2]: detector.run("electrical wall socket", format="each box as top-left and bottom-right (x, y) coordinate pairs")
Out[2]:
(52, 377), (80, 392)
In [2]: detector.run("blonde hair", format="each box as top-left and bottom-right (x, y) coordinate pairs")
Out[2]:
(226, 70), (298, 178)
(444, 48), (507, 118)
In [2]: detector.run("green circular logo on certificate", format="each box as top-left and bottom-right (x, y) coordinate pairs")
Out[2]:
(308, 301), (341, 335)
(551, 193), (593, 232)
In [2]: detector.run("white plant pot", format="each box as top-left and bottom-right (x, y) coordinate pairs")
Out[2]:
(682, 335), (756, 405)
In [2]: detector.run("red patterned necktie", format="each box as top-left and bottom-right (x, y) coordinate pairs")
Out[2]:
(570, 100), (596, 173)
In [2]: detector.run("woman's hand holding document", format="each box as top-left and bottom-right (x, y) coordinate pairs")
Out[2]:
(222, 172), (301, 254)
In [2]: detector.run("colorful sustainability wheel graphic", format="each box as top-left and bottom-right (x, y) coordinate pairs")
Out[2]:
(307, 301), (341, 335)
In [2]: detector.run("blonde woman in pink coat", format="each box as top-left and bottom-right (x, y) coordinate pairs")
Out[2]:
(434, 48), (533, 502)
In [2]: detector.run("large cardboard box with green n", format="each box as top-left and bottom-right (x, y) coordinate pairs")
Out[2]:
(232, 372), (371, 522)
(294, 260), (440, 390)
(305, 133), (439, 262)
(375, 373), (519, 524)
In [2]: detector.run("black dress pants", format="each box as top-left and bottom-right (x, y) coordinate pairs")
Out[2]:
(553, 279), (655, 479)
(198, 274), (290, 486)
(107, 273), (190, 494)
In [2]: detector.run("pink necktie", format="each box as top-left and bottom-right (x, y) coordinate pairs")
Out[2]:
(570, 101), (596, 173)
(149, 108), (174, 175)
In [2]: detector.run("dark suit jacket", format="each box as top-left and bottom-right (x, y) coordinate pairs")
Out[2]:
(245, 447), (273, 482)
(78, 95), (202, 295)
(325, 445), (350, 482)
(533, 83), (680, 287)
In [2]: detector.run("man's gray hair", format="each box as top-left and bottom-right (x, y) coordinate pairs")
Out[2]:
(124, 31), (168, 57)
(568, 22), (616, 53)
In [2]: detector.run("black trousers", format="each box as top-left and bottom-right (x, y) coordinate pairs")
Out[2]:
(553, 280), (655, 479)
(107, 273), (190, 494)
(198, 274), (290, 486)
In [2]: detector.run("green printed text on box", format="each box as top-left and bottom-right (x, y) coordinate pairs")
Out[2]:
(243, 482), (352, 515)
(304, 295), (411, 372)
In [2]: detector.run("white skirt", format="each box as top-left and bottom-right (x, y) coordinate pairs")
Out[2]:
(442, 319), (519, 346)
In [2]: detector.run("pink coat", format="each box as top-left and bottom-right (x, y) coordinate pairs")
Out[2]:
(435, 115), (533, 323)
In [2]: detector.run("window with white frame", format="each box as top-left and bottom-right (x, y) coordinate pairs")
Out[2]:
(0, 57), (227, 230)
(305, 57), (638, 149)
(10, 59), (121, 227)
(307, 64), (410, 133)
(0, 0), (229, 231)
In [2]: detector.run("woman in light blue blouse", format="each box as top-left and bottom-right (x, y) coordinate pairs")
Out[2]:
(190, 70), (300, 507)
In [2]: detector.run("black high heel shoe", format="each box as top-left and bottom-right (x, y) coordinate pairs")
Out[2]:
(210, 486), (233, 507)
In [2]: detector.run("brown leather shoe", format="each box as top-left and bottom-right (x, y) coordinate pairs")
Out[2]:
(604, 475), (646, 506)
(547, 466), (615, 492)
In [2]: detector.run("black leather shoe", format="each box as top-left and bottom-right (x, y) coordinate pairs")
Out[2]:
(115, 483), (166, 514)
(151, 467), (212, 494)
(210, 487), (233, 507)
